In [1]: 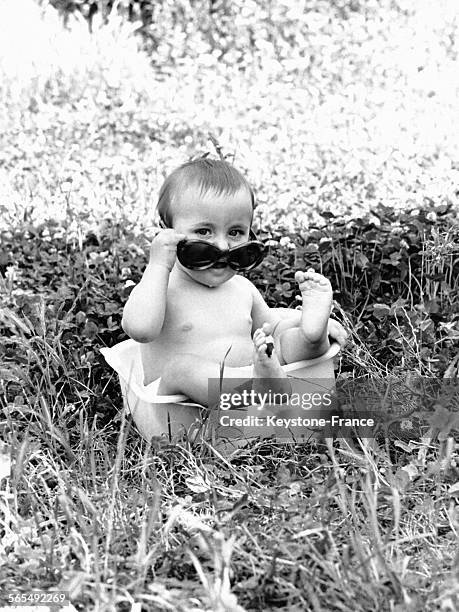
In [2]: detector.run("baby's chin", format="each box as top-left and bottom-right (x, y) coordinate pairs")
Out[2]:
(184, 266), (236, 288)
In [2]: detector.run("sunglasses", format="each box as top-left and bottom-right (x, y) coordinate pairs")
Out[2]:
(176, 230), (266, 271)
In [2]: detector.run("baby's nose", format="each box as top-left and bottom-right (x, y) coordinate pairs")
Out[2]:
(214, 236), (230, 251)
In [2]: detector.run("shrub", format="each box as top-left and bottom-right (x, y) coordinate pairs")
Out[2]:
(1, 203), (457, 429)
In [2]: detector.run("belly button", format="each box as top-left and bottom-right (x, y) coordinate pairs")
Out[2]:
(181, 323), (193, 332)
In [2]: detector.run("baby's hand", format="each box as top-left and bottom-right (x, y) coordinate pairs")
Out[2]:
(149, 229), (186, 271)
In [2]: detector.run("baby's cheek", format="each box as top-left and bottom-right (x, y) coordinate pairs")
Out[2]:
(234, 235), (249, 244)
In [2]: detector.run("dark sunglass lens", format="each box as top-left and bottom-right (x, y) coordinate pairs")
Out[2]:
(178, 242), (219, 268)
(229, 243), (264, 270)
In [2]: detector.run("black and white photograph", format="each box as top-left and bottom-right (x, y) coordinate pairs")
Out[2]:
(0, 0), (458, 610)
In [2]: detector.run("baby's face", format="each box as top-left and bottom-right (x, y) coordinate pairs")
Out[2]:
(172, 186), (253, 287)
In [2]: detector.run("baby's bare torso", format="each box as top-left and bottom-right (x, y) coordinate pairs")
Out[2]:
(140, 274), (254, 385)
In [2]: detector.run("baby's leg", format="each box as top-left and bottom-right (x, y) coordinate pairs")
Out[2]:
(158, 327), (290, 406)
(278, 269), (333, 364)
(158, 354), (252, 407)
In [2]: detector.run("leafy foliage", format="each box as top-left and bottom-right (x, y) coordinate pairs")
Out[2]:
(253, 203), (458, 373)
(1, 203), (457, 427)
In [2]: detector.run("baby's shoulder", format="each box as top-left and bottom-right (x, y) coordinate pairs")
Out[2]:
(230, 274), (257, 294)
(227, 275), (258, 307)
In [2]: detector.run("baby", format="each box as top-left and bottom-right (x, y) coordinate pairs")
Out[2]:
(122, 158), (344, 408)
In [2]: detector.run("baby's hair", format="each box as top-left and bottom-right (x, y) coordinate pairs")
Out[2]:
(157, 157), (255, 228)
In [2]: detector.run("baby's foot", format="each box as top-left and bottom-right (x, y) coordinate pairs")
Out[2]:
(295, 269), (333, 346)
(252, 324), (291, 399)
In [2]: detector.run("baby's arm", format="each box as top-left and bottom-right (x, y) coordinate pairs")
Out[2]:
(249, 288), (304, 360)
(249, 282), (283, 336)
(249, 284), (311, 340)
(121, 229), (185, 343)
(122, 263), (170, 342)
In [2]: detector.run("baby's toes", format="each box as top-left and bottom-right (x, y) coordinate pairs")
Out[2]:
(313, 273), (331, 288)
(300, 270), (329, 290)
(295, 270), (307, 284)
(296, 269), (316, 285)
(309, 271), (324, 283)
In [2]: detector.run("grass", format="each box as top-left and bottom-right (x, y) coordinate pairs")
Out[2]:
(0, 1), (458, 610)
(1, 0), (458, 233)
